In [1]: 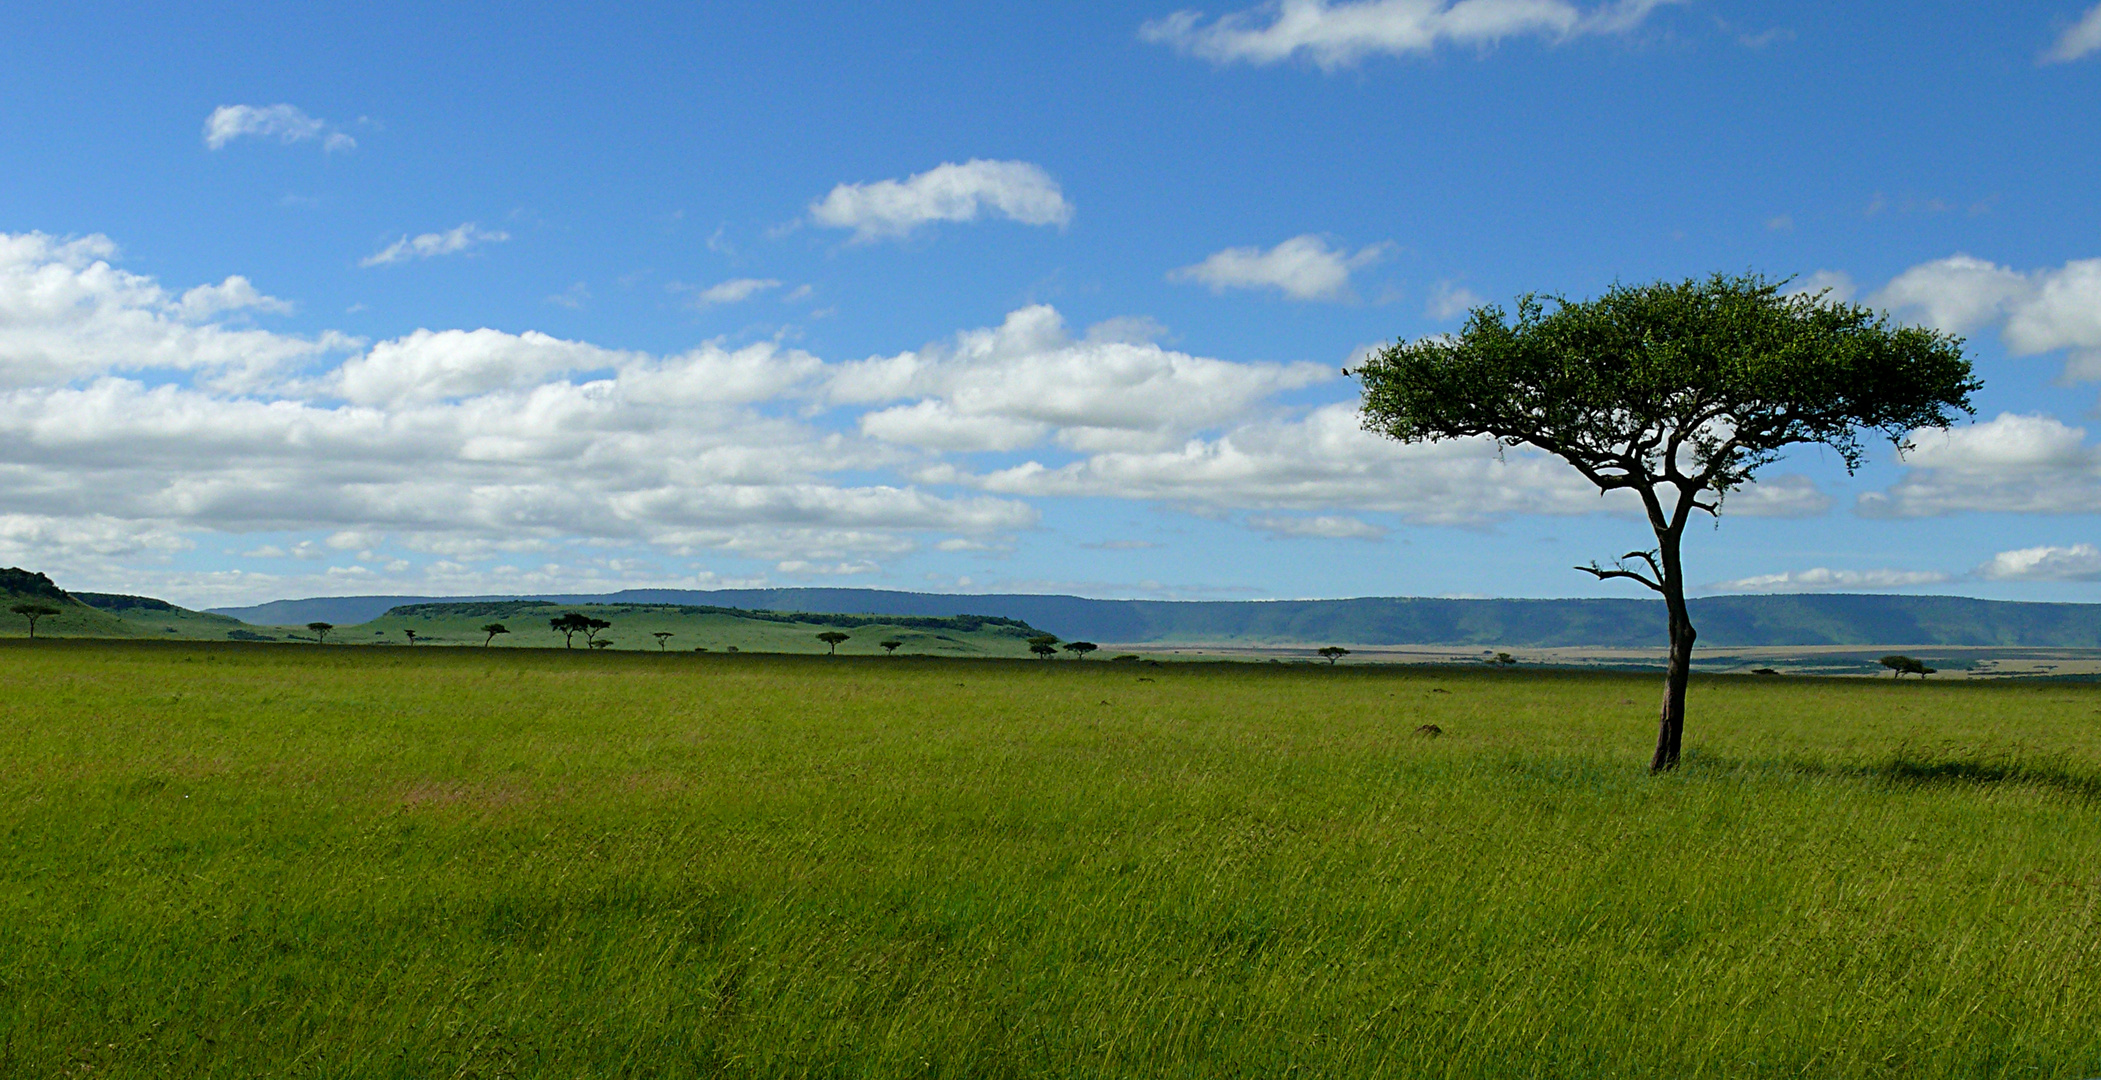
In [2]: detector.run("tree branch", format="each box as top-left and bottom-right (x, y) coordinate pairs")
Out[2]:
(1575, 550), (1665, 594)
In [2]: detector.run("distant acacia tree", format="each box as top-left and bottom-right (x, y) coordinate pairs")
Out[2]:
(481, 623), (509, 647)
(402, 628), (420, 646)
(653, 631), (674, 651)
(1027, 634), (1059, 660)
(879, 639), (903, 655)
(1063, 641), (1098, 659)
(1356, 274), (1975, 770)
(1318, 646), (1349, 665)
(1879, 654), (1935, 679)
(583, 617), (612, 646)
(817, 631), (849, 655)
(1492, 652), (1517, 667)
(307, 621), (334, 644)
(550, 613), (592, 648)
(10, 603), (60, 639)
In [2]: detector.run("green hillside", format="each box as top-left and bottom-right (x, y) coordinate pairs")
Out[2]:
(324, 601), (1045, 657)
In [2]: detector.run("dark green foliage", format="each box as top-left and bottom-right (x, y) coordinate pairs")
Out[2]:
(0, 567), (68, 601)
(74, 591), (178, 613)
(816, 631), (849, 655)
(879, 639), (903, 655)
(1319, 646), (1349, 664)
(10, 602), (61, 637)
(1356, 274), (1977, 498)
(1880, 654), (1935, 678)
(1063, 641), (1098, 658)
(308, 621), (334, 643)
(481, 623), (509, 647)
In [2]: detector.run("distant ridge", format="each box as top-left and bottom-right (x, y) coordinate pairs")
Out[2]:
(210, 588), (2101, 649)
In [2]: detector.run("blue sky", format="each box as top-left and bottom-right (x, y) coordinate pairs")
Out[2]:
(4, 0), (2101, 608)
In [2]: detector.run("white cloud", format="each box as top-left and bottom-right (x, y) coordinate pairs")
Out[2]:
(1170, 235), (1387, 302)
(1874, 254), (2101, 379)
(1246, 513), (1386, 539)
(1425, 279), (1483, 319)
(203, 105), (357, 152)
(331, 328), (632, 405)
(692, 278), (782, 307)
(0, 232), (352, 391)
(1859, 413), (2101, 517)
(1705, 567), (1952, 593)
(2043, 3), (2101, 63)
(360, 223), (510, 267)
(808, 160), (1073, 241)
(1140, 0), (1679, 69)
(1978, 543), (2101, 581)
(833, 304), (1331, 453)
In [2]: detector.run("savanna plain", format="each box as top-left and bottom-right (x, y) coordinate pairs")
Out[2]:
(3, 640), (2098, 1078)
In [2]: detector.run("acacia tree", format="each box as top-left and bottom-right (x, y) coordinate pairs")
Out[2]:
(402, 628), (419, 646)
(654, 631), (674, 651)
(308, 621), (334, 644)
(481, 623), (509, 647)
(816, 631), (849, 654)
(1318, 646), (1349, 665)
(879, 639), (903, 655)
(583, 617), (612, 646)
(11, 603), (60, 639)
(1063, 641), (1098, 659)
(1355, 274), (1975, 771)
(550, 612), (591, 648)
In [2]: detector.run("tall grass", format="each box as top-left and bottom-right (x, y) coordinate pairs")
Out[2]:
(2, 640), (2097, 1077)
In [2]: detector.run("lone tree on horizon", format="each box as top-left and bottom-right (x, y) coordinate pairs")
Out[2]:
(307, 621), (334, 643)
(1318, 646), (1349, 665)
(1879, 654), (1935, 678)
(402, 628), (419, 646)
(1027, 633), (1059, 660)
(654, 631), (674, 651)
(1355, 273), (1975, 771)
(817, 631), (849, 655)
(879, 639), (903, 655)
(11, 603), (60, 639)
(1063, 640), (1098, 659)
(481, 623), (509, 647)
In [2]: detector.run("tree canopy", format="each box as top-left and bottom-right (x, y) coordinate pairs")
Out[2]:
(1355, 273), (1975, 770)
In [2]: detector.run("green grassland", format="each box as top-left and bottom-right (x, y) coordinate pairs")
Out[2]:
(3, 640), (2099, 1078)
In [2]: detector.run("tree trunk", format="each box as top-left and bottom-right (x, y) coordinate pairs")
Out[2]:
(1652, 536), (1696, 772)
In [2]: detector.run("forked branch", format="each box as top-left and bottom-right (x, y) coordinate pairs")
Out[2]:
(1576, 549), (1665, 593)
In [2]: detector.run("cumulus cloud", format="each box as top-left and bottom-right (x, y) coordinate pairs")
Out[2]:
(1874, 254), (2101, 379)
(1246, 513), (1386, 539)
(833, 304), (1331, 453)
(0, 232), (352, 391)
(1705, 567), (1952, 593)
(203, 105), (355, 152)
(1858, 413), (2101, 517)
(808, 160), (1073, 241)
(360, 223), (510, 267)
(1978, 543), (2101, 581)
(0, 231), (1038, 594)
(1170, 235), (1387, 302)
(2043, 3), (2101, 63)
(1140, 0), (1679, 69)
